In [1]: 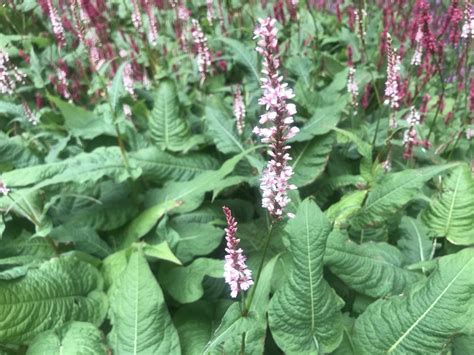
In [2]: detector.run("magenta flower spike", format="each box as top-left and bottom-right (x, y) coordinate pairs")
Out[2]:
(223, 206), (253, 298)
(253, 18), (298, 219)
(191, 19), (212, 84)
(46, 0), (66, 48)
(461, 1), (474, 39)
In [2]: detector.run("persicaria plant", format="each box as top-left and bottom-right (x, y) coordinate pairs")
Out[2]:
(0, 1), (473, 355)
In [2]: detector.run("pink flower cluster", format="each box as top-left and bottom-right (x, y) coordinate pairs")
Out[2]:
(223, 206), (253, 298)
(0, 50), (26, 95)
(207, 0), (215, 25)
(191, 19), (212, 84)
(253, 18), (298, 219)
(122, 63), (136, 98)
(233, 84), (245, 135)
(411, 26), (423, 66)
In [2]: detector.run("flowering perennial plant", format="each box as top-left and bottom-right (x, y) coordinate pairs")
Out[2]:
(403, 106), (421, 160)
(253, 18), (298, 219)
(347, 66), (359, 109)
(46, 0), (66, 48)
(222, 206), (253, 298)
(462, 1), (474, 39)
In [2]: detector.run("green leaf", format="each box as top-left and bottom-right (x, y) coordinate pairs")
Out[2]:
(291, 103), (346, 142)
(421, 164), (474, 245)
(398, 216), (433, 266)
(160, 258), (223, 304)
(149, 81), (191, 152)
(291, 133), (334, 187)
(119, 200), (181, 249)
(326, 190), (367, 229)
(142, 242), (182, 265)
(353, 248), (474, 354)
(50, 226), (112, 259)
(48, 96), (115, 139)
(132, 147), (219, 182)
(350, 164), (459, 230)
(205, 99), (244, 154)
(204, 256), (279, 354)
(26, 322), (107, 355)
(164, 221), (224, 264)
(0, 257), (107, 344)
(108, 249), (181, 355)
(109, 63), (126, 111)
(1, 147), (139, 191)
(174, 301), (223, 355)
(268, 199), (344, 354)
(325, 231), (423, 298)
(0, 133), (40, 168)
(220, 38), (259, 82)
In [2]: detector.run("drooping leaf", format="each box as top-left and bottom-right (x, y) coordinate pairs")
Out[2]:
(160, 258), (223, 304)
(353, 248), (474, 354)
(50, 226), (112, 259)
(26, 322), (107, 355)
(149, 81), (191, 152)
(397, 216), (433, 266)
(108, 249), (181, 355)
(142, 241), (182, 265)
(326, 190), (367, 228)
(268, 199), (344, 354)
(291, 133), (334, 187)
(0, 133), (40, 168)
(421, 164), (474, 245)
(0, 257), (107, 344)
(350, 164), (459, 230)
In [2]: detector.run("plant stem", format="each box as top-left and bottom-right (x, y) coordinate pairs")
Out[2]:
(242, 223), (274, 316)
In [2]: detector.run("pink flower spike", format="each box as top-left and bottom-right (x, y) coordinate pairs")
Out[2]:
(233, 84), (246, 135)
(253, 17), (298, 219)
(46, 0), (66, 48)
(222, 206), (253, 298)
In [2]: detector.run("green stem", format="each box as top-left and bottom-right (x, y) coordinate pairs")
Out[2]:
(242, 223), (274, 316)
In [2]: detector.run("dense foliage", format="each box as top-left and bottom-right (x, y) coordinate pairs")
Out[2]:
(0, 0), (473, 354)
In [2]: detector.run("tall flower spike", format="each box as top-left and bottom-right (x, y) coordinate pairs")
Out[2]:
(146, 0), (158, 47)
(0, 50), (26, 95)
(131, 0), (143, 32)
(206, 0), (215, 25)
(191, 19), (212, 84)
(403, 106), (421, 160)
(223, 206), (253, 298)
(384, 33), (401, 128)
(253, 18), (298, 219)
(233, 84), (245, 135)
(46, 0), (66, 48)
(461, 1), (474, 39)
(411, 25), (423, 66)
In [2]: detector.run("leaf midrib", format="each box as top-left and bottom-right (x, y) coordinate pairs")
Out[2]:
(305, 206), (316, 332)
(387, 256), (474, 353)
(445, 169), (462, 235)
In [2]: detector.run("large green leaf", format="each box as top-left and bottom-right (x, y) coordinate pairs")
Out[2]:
(350, 164), (459, 230)
(132, 147), (219, 182)
(325, 231), (423, 298)
(149, 81), (190, 152)
(1, 147), (139, 191)
(0, 133), (40, 168)
(291, 133), (334, 187)
(353, 248), (474, 354)
(268, 199), (344, 354)
(160, 258), (223, 304)
(108, 249), (181, 355)
(421, 164), (474, 245)
(0, 257), (107, 344)
(26, 322), (107, 355)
